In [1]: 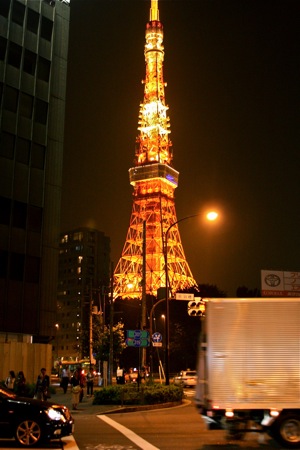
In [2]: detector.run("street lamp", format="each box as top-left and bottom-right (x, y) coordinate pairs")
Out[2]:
(164, 211), (218, 385)
(55, 323), (59, 360)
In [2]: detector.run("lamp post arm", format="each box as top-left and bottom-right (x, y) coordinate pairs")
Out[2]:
(165, 213), (200, 242)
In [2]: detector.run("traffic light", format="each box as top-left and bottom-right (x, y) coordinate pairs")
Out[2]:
(187, 298), (206, 316)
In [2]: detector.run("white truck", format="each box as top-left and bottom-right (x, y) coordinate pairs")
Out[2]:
(195, 298), (300, 448)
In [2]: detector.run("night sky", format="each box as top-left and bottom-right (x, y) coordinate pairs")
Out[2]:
(61, 0), (300, 297)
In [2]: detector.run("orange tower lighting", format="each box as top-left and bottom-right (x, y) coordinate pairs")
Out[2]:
(114, 0), (197, 299)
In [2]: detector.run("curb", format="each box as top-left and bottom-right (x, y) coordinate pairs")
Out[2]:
(96, 399), (190, 415)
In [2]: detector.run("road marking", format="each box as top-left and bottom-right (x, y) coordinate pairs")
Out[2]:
(98, 415), (160, 450)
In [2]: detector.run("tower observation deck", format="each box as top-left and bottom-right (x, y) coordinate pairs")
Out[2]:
(114, 0), (197, 299)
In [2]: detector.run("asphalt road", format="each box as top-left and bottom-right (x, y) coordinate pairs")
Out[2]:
(0, 388), (288, 450)
(71, 392), (284, 450)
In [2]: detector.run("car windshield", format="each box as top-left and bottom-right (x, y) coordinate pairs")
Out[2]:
(0, 387), (17, 399)
(186, 371), (196, 376)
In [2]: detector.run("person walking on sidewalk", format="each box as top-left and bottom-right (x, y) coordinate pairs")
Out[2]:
(60, 365), (70, 394)
(70, 370), (81, 410)
(35, 368), (50, 401)
(86, 367), (94, 397)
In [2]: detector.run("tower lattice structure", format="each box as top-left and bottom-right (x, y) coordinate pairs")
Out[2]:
(114, 0), (197, 299)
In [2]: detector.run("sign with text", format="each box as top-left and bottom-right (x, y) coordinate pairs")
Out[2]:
(126, 329), (149, 339)
(261, 270), (300, 297)
(126, 330), (150, 347)
(175, 293), (194, 301)
(125, 338), (150, 347)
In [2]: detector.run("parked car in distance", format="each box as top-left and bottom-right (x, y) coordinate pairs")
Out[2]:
(174, 370), (197, 387)
(0, 387), (74, 447)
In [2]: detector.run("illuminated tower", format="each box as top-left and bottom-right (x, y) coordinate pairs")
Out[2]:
(114, 0), (197, 299)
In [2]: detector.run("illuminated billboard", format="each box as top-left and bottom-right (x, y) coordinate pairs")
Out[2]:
(261, 270), (300, 297)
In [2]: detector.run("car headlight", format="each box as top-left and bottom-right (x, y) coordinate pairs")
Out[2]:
(47, 407), (65, 421)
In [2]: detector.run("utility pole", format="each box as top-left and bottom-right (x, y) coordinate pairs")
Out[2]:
(108, 262), (114, 385)
(89, 282), (94, 365)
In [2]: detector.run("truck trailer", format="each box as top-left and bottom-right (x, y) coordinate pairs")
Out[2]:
(195, 298), (300, 448)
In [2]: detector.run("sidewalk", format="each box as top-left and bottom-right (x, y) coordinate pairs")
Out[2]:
(51, 384), (122, 416)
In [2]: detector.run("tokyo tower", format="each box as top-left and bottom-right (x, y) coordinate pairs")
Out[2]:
(114, 0), (197, 299)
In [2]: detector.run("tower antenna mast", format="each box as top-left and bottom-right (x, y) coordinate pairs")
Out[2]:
(150, 0), (159, 21)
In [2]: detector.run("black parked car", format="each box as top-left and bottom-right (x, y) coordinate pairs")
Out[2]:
(0, 387), (74, 447)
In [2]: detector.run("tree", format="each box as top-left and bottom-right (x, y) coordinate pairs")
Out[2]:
(198, 284), (227, 297)
(180, 283), (227, 298)
(95, 321), (126, 365)
(79, 315), (126, 366)
(236, 286), (261, 297)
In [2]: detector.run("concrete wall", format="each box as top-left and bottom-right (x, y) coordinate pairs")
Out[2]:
(0, 342), (52, 384)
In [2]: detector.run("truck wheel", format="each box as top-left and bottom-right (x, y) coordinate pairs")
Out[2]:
(15, 419), (42, 447)
(271, 413), (300, 448)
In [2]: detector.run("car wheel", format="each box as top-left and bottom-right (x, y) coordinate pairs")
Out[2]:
(15, 419), (42, 447)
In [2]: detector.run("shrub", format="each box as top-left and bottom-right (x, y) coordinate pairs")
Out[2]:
(1, 380), (56, 400)
(93, 383), (183, 406)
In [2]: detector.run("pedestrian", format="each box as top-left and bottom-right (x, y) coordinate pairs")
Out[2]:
(78, 367), (85, 402)
(60, 364), (70, 394)
(86, 367), (94, 396)
(5, 370), (16, 390)
(15, 371), (27, 396)
(70, 370), (81, 410)
(35, 368), (50, 401)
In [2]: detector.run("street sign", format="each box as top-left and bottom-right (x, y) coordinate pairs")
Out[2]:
(153, 342), (162, 347)
(152, 332), (162, 343)
(175, 293), (194, 301)
(125, 338), (150, 347)
(127, 329), (149, 339)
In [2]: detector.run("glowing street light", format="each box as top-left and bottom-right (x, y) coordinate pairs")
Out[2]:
(206, 211), (218, 221)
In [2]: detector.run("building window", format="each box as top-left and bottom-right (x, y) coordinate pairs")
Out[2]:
(40, 16), (53, 41)
(10, 253), (25, 281)
(0, 197), (11, 226)
(12, 0), (25, 26)
(73, 232), (83, 241)
(4, 86), (18, 113)
(0, 132), (15, 159)
(0, 0), (10, 18)
(34, 98), (48, 125)
(37, 56), (51, 82)
(16, 137), (30, 164)
(19, 92), (33, 118)
(28, 205), (43, 232)
(31, 142), (45, 169)
(27, 8), (39, 34)
(0, 250), (8, 278)
(7, 42), (22, 68)
(23, 49), (37, 76)
(12, 201), (27, 229)
(25, 255), (40, 283)
(0, 37), (7, 61)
